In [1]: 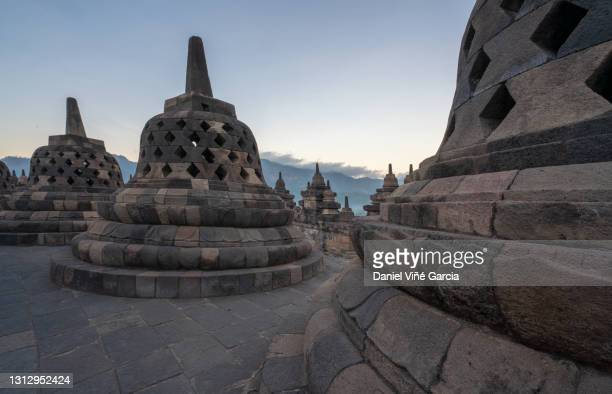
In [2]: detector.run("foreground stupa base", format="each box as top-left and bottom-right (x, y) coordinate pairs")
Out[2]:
(50, 248), (324, 298)
(296, 268), (612, 393)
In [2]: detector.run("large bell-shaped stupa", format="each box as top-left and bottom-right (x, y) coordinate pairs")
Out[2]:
(0, 98), (123, 245)
(51, 36), (323, 298)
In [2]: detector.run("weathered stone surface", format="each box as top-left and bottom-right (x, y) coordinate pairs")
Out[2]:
(307, 329), (362, 394)
(262, 355), (306, 392)
(433, 327), (578, 393)
(577, 368), (612, 394)
(327, 363), (393, 394)
(495, 284), (612, 367)
(335, 268), (380, 310)
(367, 295), (461, 388)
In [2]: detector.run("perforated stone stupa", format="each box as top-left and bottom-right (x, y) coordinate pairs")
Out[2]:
(51, 36), (322, 298)
(0, 160), (16, 209)
(363, 163), (398, 216)
(298, 164), (341, 223)
(0, 98), (123, 245)
(305, 1), (612, 392)
(273, 172), (295, 209)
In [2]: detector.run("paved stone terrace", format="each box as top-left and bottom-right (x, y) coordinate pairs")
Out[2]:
(0, 246), (348, 393)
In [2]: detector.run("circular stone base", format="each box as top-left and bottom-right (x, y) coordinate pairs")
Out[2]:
(50, 248), (324, 298)
(0, 231), (81, 246)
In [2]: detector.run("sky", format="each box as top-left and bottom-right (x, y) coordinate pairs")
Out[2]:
(0, 0), (474, 178)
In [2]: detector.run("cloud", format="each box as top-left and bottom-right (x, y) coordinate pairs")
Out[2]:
(260, 151), (383, 178)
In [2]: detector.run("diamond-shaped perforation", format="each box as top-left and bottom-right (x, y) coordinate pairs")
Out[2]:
(228, 151), (239, 162)
(586, 52), (612, 104)
(157, 120), (164, 128)
(468, 50), (491, 93)
(214, 134), (226, 147)
(147, 133), (155, 143)
(57, 168), (65, 174)
(480, 84), (516, 132)
(141, 149), (146, 158)
(254, 168), (263, 180)
(48, 176), (56, 184)
(75, 152), (81, 159)
(238, 137), (247, 149)
(175, 146), (187, 159)
(83, 160), (90, 168)
(154, 147), (163, 158)
(222, 123), (233, 132)
(50, 158), (56, 165)
(165, 132), (176, 143)
(530, 1), (587, 55)
(500, 0), (524, 13)
(162, 163), (172, 177)
(202, 148), (215, 164)
(240, 167), (249, 180)
(67, 177), (74, 185)
(143, 164), (151, 176)
(86, 178), (94, 186)
(89, 153), (96, 160)
(201, 121), (211, 131)
(188, 131), (200, 147)
(176, 119), (187, 129)
(41, 167), (48, 174)
(215, 165), (227, 180)
(187, 163), (200, 178)
(74, 168), (83, 176)
(246, 154), (253, 164)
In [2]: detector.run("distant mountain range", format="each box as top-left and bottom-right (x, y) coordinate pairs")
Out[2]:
(1, 155), (382, 215)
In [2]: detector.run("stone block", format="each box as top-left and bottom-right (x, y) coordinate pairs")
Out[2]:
(327, 363), (393, 394)
(436, 201), (494, 236)
(367, 295), (461, 388)
(432, 327), (578, 393)
(156, 275), (178, 298)
(136, 274), (156, 298)
(178, 274), (201, 298)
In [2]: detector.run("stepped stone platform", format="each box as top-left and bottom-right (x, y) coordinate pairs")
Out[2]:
(51, 247), (323, 298)
(0, 98), (123, 246)
(0, 245), (347, 393)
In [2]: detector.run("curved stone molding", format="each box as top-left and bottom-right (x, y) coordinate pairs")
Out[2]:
(314, 268), (612, 393)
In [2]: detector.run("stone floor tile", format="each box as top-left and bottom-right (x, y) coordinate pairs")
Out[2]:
(116, 349), (181, 393)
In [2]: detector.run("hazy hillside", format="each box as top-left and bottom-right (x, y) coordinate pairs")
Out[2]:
(1, 155), (382, 215)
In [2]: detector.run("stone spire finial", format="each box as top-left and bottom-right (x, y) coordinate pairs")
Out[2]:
(344, 195), (350, 208)
(21, 169), (25, 176)
(388, 163), (393, 174)
(279, 171), (282, 180)
(326, 180), (330, 188)
(12, 170), (16, 177)
(185, 36), (213, 97)
(65, 97), (87, 138)
(315, 162), (320, 174)
(409, 164), (413, 176)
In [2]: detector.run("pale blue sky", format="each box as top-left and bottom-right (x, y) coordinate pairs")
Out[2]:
(0, 0), (474, 177)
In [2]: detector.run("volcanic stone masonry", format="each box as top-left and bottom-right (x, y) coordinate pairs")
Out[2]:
(363, 163), (398, 216)
(50, 36), (323, 298)
(339, 195), (354, 221)
(273, 171), (295, 209)
(0, 98), (123, 246)
(298, 163), (341, 224)
(0, 160), (16, 209)
(304, 1), (612, 392)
